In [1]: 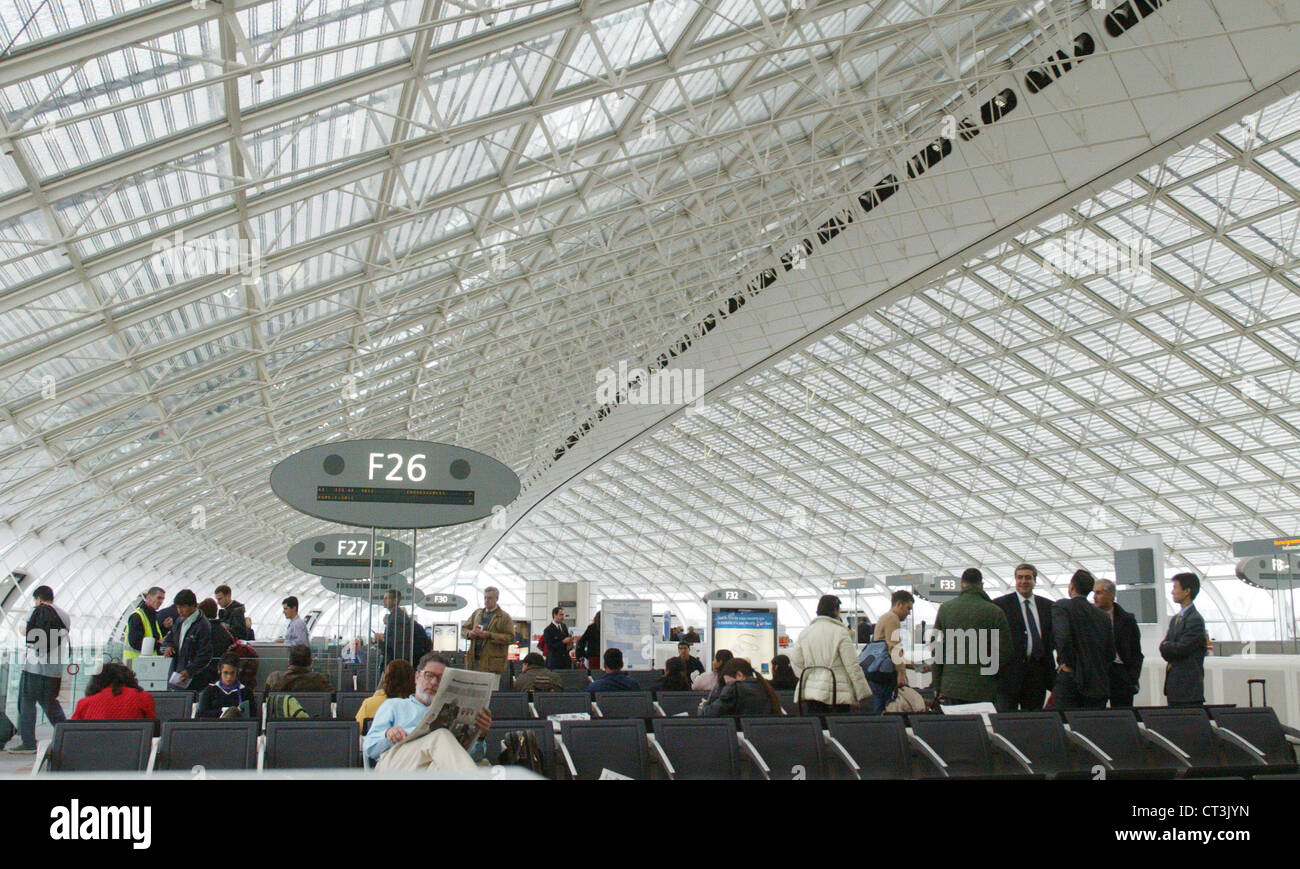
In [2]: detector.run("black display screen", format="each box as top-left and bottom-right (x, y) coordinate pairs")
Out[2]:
(316, 486), (474, 505)
(311, 558), (395, 568)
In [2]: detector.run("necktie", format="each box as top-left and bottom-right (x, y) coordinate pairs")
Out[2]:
(1024, 598), (1042, 659)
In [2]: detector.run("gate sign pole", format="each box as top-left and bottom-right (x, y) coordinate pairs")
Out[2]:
(287, 533), (414, 579)
(270, 439), (520, 529)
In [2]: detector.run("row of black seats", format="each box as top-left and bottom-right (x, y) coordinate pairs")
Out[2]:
(483, 706), (1300, 780)
(38, 720), (361, 773)
(498, 669), (663, 692)
(146, 691), (374, 724)
(37, 706), (1299, 779)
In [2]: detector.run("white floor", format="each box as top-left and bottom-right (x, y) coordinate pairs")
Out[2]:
(1, 721), (54, 777)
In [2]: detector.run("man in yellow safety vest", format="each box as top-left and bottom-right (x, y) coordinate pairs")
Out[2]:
(123, 587), (165, 661)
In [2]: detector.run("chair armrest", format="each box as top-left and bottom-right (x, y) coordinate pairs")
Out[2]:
(592, 704), (605, 719)
(823, 732), (861, 779)
(30, 739), (51, 776)
(906, 732), (950, 778)
(1281, 724), (1300, 744)
(528, 702), (538, 719)
(1209, 723), (1267, 763)
(989, 732), (1035, 775)
(1137, 725), (1191, 767)
(256, 734), (265, 772)
(554, 735), (579, 779)
(147, 736), (160, 774)
(736, 734), (771, 780)
(1064, 728), (1114, 769)
(646, 734), (676, 780)
(652, 702), (667, 718)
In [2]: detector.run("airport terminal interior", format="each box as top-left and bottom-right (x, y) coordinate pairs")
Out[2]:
(1, 0), (1300, 790)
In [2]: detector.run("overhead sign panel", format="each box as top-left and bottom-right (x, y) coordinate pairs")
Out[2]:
(1233, 537), (1300, 557)
(287, 533), (413, 579)
(417, 592), (469, 611)
(832, 578), (867, 590)
(320, 576), (416, 600)
(1236, 555), (1300, 591)
(703, 588), (757, 601)
(270, 439), (520, 529)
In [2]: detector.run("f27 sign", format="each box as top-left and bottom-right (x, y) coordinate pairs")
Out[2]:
(287, 533), (413, 579)
(270, 439), (520, 529)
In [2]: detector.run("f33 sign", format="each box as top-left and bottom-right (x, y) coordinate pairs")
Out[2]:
(287, 533), (414, 579)
(270, 439), (520, 529)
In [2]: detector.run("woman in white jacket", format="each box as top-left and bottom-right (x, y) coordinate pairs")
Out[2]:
(787, 595), (871, 712)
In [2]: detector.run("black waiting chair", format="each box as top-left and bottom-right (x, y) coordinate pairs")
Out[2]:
(559, 719), (651, 780)
(266, 691), (333, 720)
(484, 719), (560, 780)
(651, 718), (742, 779)
(739, 717), (834, 780)
(825, 716), (914, 780)
(655, 691), (705, 717)
(776, 690), (798, 716)
(155, 720), (258, 771)
(149, 691), (195, 724)
(557, 669), (592, 692)
(1137, 708), (1260, 778)
(1207, 707), (1300, 774)
(625, 670), (664, 692)
(263, 720), (361, 768)
(909, 714), (1037, 778)
(42, 721), (153, 772)
(334, 692), (371, 723)
(594, 691), (656, 719)
(991, 712), (1093, 779)
(1063, 709), (1183, 778)
(534, 692), (593, 718)
(490, 692), (533, 720)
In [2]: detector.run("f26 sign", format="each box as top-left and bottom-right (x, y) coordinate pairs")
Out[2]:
(270, 439), (520, 529)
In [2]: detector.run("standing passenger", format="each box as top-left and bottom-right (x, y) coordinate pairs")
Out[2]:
(1159, 573), (1207, 708)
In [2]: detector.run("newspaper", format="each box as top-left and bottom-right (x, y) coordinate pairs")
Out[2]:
(404, 667), (497, 749)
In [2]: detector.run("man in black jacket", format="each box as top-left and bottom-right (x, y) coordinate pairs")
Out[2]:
(5, 586), (71, 754)
(993, 562), (1056, 711)
(214, 585), (249, 640)
(1050, 569), (1115, 709)
(1092, 579), (1143, 707)
(375, 590), (430, 665)
(1160, 573), (1207, 707)
(161, 589), (213, 691)
(541, 606), (576, 670)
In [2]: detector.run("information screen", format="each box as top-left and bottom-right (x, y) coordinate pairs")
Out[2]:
(311, 557), (394, 569)
(316, 486), (474, 505)
(711, 608), (778, 675)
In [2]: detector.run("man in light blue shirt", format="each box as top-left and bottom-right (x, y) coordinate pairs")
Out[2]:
(364, 652), (492, 765)
(279, 596), (309, 647)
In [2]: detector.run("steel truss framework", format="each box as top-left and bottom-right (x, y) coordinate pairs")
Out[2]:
(0, 0), (1294, 638)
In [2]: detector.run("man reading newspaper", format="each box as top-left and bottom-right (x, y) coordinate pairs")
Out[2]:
(365, 652), (496, 771)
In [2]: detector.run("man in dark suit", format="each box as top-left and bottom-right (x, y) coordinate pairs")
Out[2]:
(1092, 579), (1143, 707)
(1159, 573), (1207, 707)
(1050, 569), (1114, 709)
(993, 562), (1056, 711)
(541, 606), (576, 670)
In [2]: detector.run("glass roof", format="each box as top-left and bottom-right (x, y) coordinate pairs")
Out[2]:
(0, 0), (1296, 640)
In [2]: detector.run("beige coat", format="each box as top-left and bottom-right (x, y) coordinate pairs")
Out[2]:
(461, 607), (514, 674)
(787, 616), (870, 706)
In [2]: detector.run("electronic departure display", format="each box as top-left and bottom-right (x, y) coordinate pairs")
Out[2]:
(320, 575), (418, 600)
(316, 486), (473, 505)
(270, 439), (519, 528)
(287, 533), (413, 579)
(311, 557), (395, 569)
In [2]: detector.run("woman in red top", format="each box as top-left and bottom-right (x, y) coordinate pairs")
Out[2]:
(71, 663), (156, 720)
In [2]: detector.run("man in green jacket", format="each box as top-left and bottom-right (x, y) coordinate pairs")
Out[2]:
(931, 568), (1011, 704)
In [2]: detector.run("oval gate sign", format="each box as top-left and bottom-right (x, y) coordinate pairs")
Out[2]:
(417, 592), (469, 611)
(288, 533), (413, 579)
(320, 575), (417, 600)
(270, 439), (520, 529)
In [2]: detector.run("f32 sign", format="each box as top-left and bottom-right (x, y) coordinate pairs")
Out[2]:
(287, 533), (414, 579)
(270, 439), (520, 529)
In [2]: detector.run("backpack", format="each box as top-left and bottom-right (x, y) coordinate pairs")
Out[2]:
(497, 730), (545, 775)
(268, 694), (310, 720)
(225, 639), (259, 688)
